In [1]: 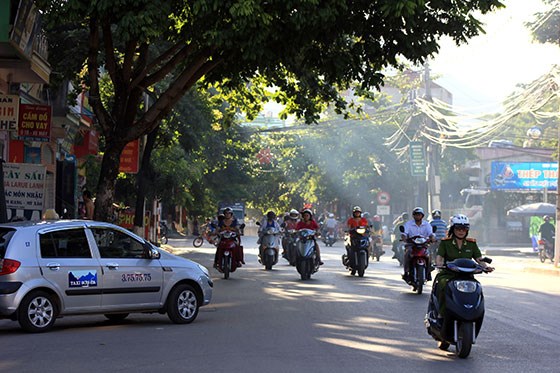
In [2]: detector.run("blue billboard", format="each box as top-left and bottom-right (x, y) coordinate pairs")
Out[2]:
(490, 162), (558, 190)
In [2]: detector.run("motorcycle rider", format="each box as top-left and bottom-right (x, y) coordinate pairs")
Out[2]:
(258, 211), (282, 261)
(215, 207), (244, 268)
(392, 212), (408, 259)
(432, 214), (494, 323)
(538, 215), (555, 248)
(281, 209), (300, 257)
(346, 206), (371, 256)
(371, 215), (385, 256)
(429, 209), (448, 258)
(324, 213), (338, 238)
(401, 207), (435, 282)
(296, 209), (324, 265)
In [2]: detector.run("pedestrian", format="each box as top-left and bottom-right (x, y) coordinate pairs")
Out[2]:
(82, 190), (94, 220)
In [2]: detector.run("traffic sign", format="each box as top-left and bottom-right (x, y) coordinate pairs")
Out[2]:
(377, 191), (391, 205)
(409, 141), (426, 177)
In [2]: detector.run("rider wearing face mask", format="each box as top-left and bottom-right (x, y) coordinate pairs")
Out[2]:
(401, 207), (435, 282)
(296, 209), (324, 265)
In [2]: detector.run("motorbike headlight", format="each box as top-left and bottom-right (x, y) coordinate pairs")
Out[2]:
(455, 280), (477, 293)
(356, 228), (366, 235)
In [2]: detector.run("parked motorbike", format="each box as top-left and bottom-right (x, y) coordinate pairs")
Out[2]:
(295, 228), (320, 280)
(258, 224), (281, 270)
(425, 257), (493, 358)
(343, 226), (370, 277)
(215, 229), (242, 279)
(322, 229), (337, 247)
(371, 233), (385, 261)
(282, 229), (298, 266)
(538, 237), (555, 263)
(399, 225), (432, 294)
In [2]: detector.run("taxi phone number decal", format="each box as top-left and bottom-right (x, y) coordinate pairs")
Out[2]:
(121, 273), (152, 282)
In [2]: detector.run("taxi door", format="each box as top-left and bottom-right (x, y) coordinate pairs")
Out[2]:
(37, 227), (103, 312)
(88, 227), (164, 310)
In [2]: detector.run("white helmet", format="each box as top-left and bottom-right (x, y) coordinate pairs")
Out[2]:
(353, 206), (362, 213)
(328, 213), (334, 218)
(450, 214), (470, 229)
(289, 209), (299, 218)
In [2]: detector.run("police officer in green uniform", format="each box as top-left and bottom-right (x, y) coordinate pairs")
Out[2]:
(434, 214), (494, 319)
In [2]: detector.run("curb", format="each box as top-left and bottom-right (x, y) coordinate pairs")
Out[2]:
(523, 266), (560, 276)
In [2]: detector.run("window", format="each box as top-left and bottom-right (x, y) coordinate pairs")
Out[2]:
(40, 229), (91, 258)
(92, 228), (146, 259)
(0, 229), (16, 259)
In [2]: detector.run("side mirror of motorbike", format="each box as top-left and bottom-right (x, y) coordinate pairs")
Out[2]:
(399, 225), (405, 233)
(255, 221), (261, 226)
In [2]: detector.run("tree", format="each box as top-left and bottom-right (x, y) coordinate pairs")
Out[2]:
(38, 0), (505, 221)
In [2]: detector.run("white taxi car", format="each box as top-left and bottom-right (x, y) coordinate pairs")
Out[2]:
(0, 220), (212, 332)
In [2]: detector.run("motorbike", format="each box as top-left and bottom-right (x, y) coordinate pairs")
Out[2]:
(193, 227), (219, 247)
(258, 224), (281, 270)
(371, 233), (384, 261)
(295, 228), (320, 280)
(425, 257), (493, 358)
(342, 226), (370, 277)
(399, 225), (432, 294)
(322, 229), (337, 247)
(282, 229), (298, 266)
(215, 229), (242, 279)
(538, 237), (555, 263)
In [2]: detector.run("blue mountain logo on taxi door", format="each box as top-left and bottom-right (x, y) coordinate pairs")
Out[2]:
(68, 270), (98, 287)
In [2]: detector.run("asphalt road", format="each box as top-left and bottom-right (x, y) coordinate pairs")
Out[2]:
(1, 235), (559, 372)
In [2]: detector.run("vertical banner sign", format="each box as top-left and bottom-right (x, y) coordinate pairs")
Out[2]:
(4, 163), (46, 220)
(409, 141), (426, 177)
(119, 139), (139, 174)
(17, 104), (52, 141)
(0, 94), (19, 131)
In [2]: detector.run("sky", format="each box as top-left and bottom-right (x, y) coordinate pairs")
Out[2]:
(262, 0), (560, 118)
(429, 0), (560, 114)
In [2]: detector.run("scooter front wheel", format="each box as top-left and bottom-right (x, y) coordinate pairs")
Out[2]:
(456, 322), (474, 358)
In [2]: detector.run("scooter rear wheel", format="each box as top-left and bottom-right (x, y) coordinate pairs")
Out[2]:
(193, 237), (203, 247)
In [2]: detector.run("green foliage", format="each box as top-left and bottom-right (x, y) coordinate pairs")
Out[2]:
(527, 0), (560, 46)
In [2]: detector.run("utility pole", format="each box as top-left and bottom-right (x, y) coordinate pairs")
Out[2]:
(424, 63), (441, 215)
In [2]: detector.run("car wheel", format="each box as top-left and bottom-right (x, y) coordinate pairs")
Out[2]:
(167, 284), (199, 324)
(104, 313), (129, 321)
(18, 291), (58, 333)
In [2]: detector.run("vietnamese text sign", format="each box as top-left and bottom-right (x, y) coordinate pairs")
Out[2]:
(4, 163), (46, 213)
(0, 94), (19, 131)
(119, 139), (139, 174)
(490, 161), (558, 190)
(409, 141), (426, 177)
(17, 104), (52, 141)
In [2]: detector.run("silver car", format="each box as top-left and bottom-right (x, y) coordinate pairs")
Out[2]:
(0, 220), (213, 332)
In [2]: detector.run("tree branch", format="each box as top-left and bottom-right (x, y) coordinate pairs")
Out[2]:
(101, 20), (118, 86)
(136, 43), (195, 88)
(88, 16), (113, 136)
(122, 38), (138, 86)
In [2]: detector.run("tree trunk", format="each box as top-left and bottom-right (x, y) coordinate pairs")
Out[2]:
(93, 141), (126, 221)
(133, 128), (158, 230)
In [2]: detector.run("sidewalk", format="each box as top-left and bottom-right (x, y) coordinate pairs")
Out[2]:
(482, 245), (560, 277)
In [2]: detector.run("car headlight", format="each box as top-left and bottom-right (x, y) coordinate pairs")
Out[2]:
(197, 263), (210, 277)
(455, 280), (477, 293)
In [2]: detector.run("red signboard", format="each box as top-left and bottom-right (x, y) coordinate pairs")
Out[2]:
(17, 104), (51, 141)
(119, 139), (139, 174)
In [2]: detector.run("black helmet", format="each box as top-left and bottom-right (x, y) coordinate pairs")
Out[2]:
(544, 215), (551, 221)
(266, 211), (276, 219)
